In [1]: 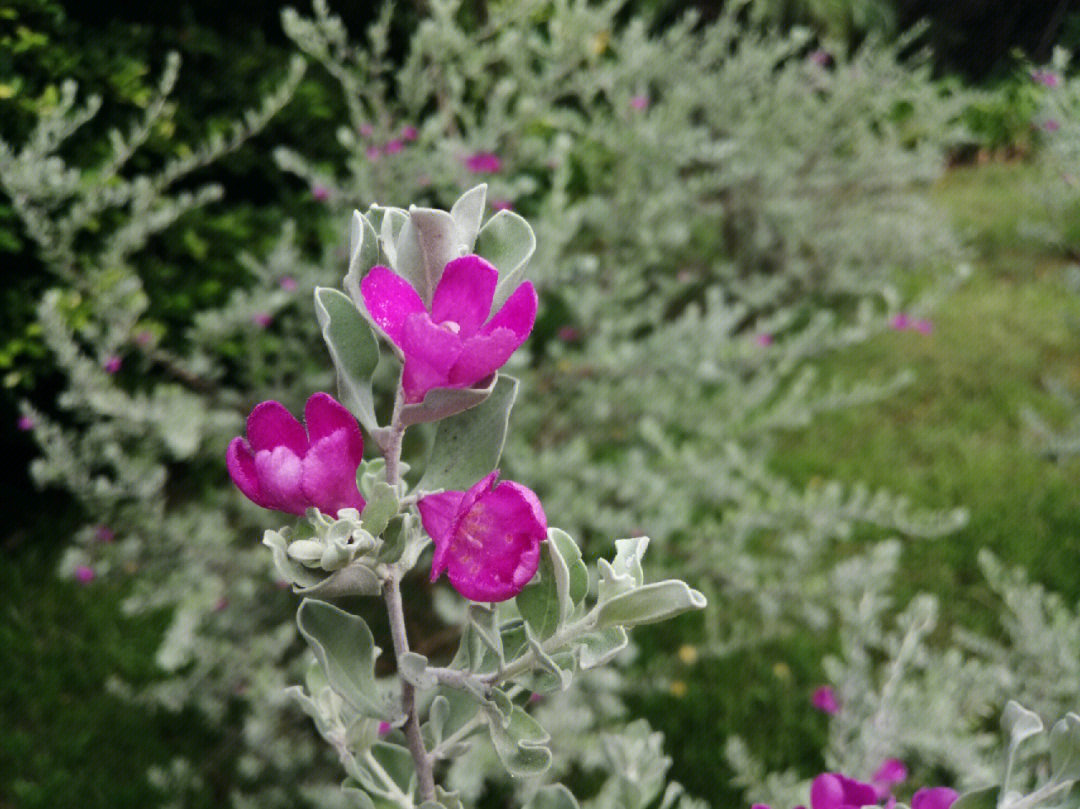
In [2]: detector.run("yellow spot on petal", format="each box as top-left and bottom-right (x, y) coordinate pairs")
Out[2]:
(669, 680), (687, 698)
(677, 644), (698, 666)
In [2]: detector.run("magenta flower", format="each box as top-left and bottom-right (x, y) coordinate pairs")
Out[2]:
(104, 355), (122, 374)
(401, 125), (418, 141)
(365, 145), (382, 162)
(755, 332), (774, 347)
(1032, 69), (1061, 89)
(810, 773), (877, 809)
(252, 312), (273, 329)
(809, 49), (832, 67)
(491, 199), (514, 211)
(385, 139), (404, 154)
(74, 565), (96, 584)
(464, 151), (503, 173)
(913, 318), (933, 335)
(872, 759), (907, 801)
(95, 525), (115, 543)
(312, 184), (330, 202)
(360, 255), (537, 403)
(226, 392), (366, 517)
(377, 721), (392, 736)
(911, 787), (959, 809)
(280, 276), (298, 292)
(812, 685), (840, 714)
(418, 471), (547, 602)
(630, 94), (650, 110)
(359, 123), (375, 137)
(17, 415), (35, 431)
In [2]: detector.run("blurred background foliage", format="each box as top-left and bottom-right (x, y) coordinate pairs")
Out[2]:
(4, 1), (1080, 808)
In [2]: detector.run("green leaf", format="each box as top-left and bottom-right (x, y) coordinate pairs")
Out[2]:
(370, 742), (416, 795)
(399, 652), (438, 690)
(597, 537), (650, 603)
(341, 786), (377, 809)
(314, 287), (380, 433)
(594, 580), (707, 629)
(525, 627), (571, 690)
(296, 599), (384, 717)
(409, 206), (462, 301)
(524, 785), (580, 809)
(1051, 713), (1080, 782)
(1003, 701), (1044, 754)
(486, 704), (552, 777)
(294, 562), (382, 599)
(950, 786), (998, 809)
(516, 552), (560, 640)
(416, 375), (519, 491)
(549, 529), (588, 608)
(361, 482), (398, 536)
(398, 374), (498, 427)
(264, 528), (322, 589)
(475, 210), (536, 309)
(450, 184), (487, 252)
(344, 210), (381, 309)
(578, 627), (628, 669)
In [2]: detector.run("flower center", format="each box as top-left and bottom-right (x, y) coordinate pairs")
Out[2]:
(441, 320), (461, 334)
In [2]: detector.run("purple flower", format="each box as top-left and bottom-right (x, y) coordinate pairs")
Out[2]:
(464, 151), (503, 174)
(913, 318), (933, 335)
(418, 471), (547, 602)
(872, 759), (907, 800)
(491, 199), (514, 211)
(360, 255), (537, 403)
(630, 94), (650, 110)
(104, 355), (122, 374)
(812, 685), (840, 715)
(755, 333), (773, 347)
(359, 123), (375, 137)
(365, 145), (382, 162)
(252, 312), (273, 329)
(280, 276), (298, 292)
(17, 415), (35, 431)
(809, 49), (832, 67)
(95, 525), (115, 543)
(75, 565), (96, 584)
(911, 787), (959, 809)
(226, 392), (366, 517)
(402, 125), (418, 141)
(1044, 119), (1061, 133)
(377, 721), (392, 736)
(385, 139), (404, 154)
(1032, 69), (1061, 89)
(311, 184), (331, 202)
(810, 773), (877, 809)
(890, 313), (911, 331)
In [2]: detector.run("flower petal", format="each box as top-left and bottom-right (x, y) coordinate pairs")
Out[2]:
(810, 774), (847, 809)
(443, 478), (547, 602)
(305, 392), (363, 453)
(227, 437), (271, 508)
(302, 429), (366, 516)
(430, 255), (498, 338)
(449, 327), (521, 388)
(418, 490), (466, 580)
(247, 400), (308, 455)
(254, 446), (309, 515)
(481, 281), (537, 342)
(911, 788), (959, 809)
(360, 265), (427, 348)
(400, 312), (464, 402)
(838, 776), (877, 808)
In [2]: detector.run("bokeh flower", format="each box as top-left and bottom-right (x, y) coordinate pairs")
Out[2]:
(811, 685), (840, 714)
(911, 787), (959, 809)
(464, 151), (502, 173)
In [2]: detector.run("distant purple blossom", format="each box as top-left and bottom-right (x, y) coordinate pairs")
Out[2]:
(812, 685), (840, 715)
(365, 145), (382, 162)
(95, 525), (115, 543)
(311, 184), (330, 202)
(280, 276), (298, 292)
(401, 125), (418, 141)
(630, 94), (650, 110)
(491, 199), (514, 211)
(104, 355), (122, 374)
(385, 139), (404, 154)
(464, 151), (502, 174)
(75, 565), (96, 584)
(17, 415), (35, 431)
(252, 312), (273, 329)
(1032, 69), (1061, 89)
(755, 333), (773, 347)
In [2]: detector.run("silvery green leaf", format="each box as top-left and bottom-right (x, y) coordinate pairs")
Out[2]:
(285, 684), (336, 739)
(343, 210), (380, 310)
(578, 627), (628, 669)
(296, 599), (384, 717)
(416, 375), (518, 491)
(357, 458), (388, 500)
(524, 625), (571, 690)
(950, 786), (998, 809)
(548, 529), (589, 609)
(486, 704), (552, 777)
(1003, 701), (1044, 756)
(516, 552), (560, 641)
(361, 481), (398, 536)
(434, 686), (481, 740)
(524, 785), (579, 809)
(294, 561), (382, 598)
(450, 184), (487, 252)
(394, 217), (425, 301)
(373, 205), (408, 269)
(468, 603), (504, 664)
(399, 652), (438, 690)
(264, 529), (322, 589)
(597, 537), (650, 602)
(398, 375), (499, 427)
(1051, 713), (1080, 782)
(409, 206), (461, 301)
(370, 742), (416, 795)
(594, 580), (707, 629)
(532, 652), (575, 694)
(341, 787), (377, 809)
(314, 287), (380, 433)
(475, 210), (536, 309)
(420, 788), (465, 809)
(424, 695), (451, 749)
(288, 539), (325, 565)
